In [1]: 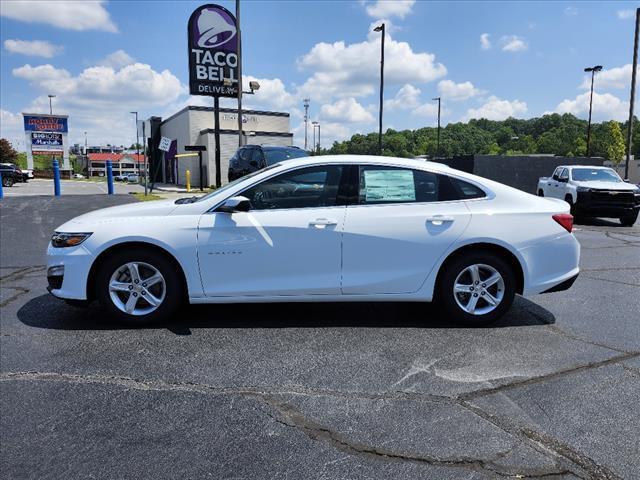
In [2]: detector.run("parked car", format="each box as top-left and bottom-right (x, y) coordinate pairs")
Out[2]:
(72, 173), (85, 179)
(114, 174), (128, 182)
(228, 145), (308, 181)
(124, 173), (139, 183)
(47, 155), (580, 326)
(0, 163), (23, 187)
(0, 163), (28, 182)
(538, 165), (640, 226)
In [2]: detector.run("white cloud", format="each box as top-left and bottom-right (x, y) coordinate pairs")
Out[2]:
(500, 35), (528, 52)
(11, 60), (185, 146)
(617, 9), (635, 20)
(297, 30), (446, 102)
(564, 6), (579, 16)
(320, 97), (374, 123)
(437, 79), (483, 101)
(3, 39), (63, 58)
(0, 110), (24, 150)
(412, 102), (439, 117)
(554, 91), (628, 121)
(385, 84), (421, 110)
(464, 96), (527, 121)
(241, 76), (296, 111)
(480, 33), (491, 50)
(99, 50), (135, 69)
(1, 0), (118, 32)
(365, 0), (415, 19)
(579, 64), (632, 91)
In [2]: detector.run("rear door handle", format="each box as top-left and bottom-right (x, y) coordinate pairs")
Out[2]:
(426, 216), (454, 225)
(309, 218), (338, 228)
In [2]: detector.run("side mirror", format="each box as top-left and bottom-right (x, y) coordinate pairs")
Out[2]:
(215, 196), (251, 213)
(559, 177), (568, 183)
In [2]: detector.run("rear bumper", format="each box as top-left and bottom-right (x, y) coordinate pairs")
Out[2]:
(540, 272), (579, 294)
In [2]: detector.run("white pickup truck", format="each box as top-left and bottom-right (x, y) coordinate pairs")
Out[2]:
(537, 165), (640, 226)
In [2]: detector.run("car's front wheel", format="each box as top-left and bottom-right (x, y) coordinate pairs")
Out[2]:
(95, 248), (183, 324)
(2, 176), (14, 187)
(620, 212), (638, 227)
(437, 252), (516, 326)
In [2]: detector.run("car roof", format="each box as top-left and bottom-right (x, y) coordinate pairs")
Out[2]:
(275, 154), (452, 172)
(561, 165), (612, 170)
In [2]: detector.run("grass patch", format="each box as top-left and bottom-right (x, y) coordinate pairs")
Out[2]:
(130, 192), (164, 202)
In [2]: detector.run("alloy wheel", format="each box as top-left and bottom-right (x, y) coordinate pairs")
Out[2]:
(108, 262), (166, 316)
(453, 263), (505, 315)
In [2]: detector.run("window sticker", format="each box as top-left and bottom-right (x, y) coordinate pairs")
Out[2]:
(363, 169), (416, 202)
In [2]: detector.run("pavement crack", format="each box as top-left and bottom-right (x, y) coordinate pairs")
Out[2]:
(459, 351), (640, 402)
(0, 286), (31, 308)
(542, 324), (630, 354)
(258, 395), (572, 478)
(580, 274), (640, 288)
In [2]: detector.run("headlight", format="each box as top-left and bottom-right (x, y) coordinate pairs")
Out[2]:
(51, 232), (92, 248)
(576, 186), (591, 193)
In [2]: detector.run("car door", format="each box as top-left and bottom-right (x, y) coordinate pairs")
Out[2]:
(549, 167), (563, 198)
(341, 165), (472, 295)
(197, 164), (347, 297)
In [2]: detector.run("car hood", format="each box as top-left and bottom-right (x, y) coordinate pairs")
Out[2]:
(573, 181), (637, 191)
(56, 199), (179, 230)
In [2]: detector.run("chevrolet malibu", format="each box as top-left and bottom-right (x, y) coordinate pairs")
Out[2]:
(47, 155), (580, 326)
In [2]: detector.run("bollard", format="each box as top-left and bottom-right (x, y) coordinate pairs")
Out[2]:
(0, 171), (3, 200)
(53, 160), (61, 196)
(106, 160), (114, 195)
(186, 169), (191, 193)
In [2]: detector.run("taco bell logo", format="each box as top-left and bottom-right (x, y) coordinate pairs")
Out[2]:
(188, 4), (239, 98)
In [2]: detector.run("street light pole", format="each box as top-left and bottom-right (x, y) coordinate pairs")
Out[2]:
(130, 112), (140, 176)
(584, 65), (603, 157)
(48, 94), (55, 115)
(312, 121), (318, 155)
(317, 123), (321, 153)
(432, 97), (441, 158)
(303, 98), (310, 150)
(625, 8), (639, 180)
(373, 23), (385, 155)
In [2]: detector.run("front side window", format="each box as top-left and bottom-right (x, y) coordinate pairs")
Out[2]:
(357, 166), (460, 205)
(242, 165), (344, 210)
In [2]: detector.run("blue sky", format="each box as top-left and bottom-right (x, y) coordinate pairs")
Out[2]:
(0, 0), (637, 150)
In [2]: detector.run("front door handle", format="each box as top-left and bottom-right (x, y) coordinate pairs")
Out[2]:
(309, 218), (338, 228)
(426, 216), (454, 225)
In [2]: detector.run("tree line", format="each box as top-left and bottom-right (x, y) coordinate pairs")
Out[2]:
(324, 113), (636, 162)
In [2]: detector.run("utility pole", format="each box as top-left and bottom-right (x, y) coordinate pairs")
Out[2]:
(303, 98), (310, 150)
(236, 0), (243, 148)
(130, 111), (140, 175)
(312, 121), (318, 155)
(584, 65), (603, 157)
(432, 97), (441, 158)
(625, 8), (639, 180)
(373, 23), (385, 155)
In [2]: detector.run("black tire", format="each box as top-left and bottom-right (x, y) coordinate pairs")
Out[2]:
(95, 247), (184, 324)
(537, 190), (544, 197)
(620, 212), (638, 227)
(437, 251), (517, 326)
(564, 195), (576, 216)
(2, 176), (14, 187)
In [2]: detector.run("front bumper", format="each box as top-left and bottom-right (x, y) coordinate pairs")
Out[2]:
(575, 190), (640, 218)
(46, 242), (94, 300)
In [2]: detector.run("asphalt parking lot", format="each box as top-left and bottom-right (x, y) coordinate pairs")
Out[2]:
(1, 178), (145, 196)
(1, 195), (638, 479)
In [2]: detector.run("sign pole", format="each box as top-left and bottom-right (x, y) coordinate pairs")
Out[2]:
(142, 121), (148, 196)
(236, 0), (243, 148)
(625, 7), (639, 180)
(214, 96), (222, 188)
(199, 150), (204, 191)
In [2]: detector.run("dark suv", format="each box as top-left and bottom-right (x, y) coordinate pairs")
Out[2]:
(228, 145), (308, 182)
(0, 163), (24, 187)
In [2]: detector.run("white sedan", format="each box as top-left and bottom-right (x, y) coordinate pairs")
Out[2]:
(47, 155), (580, 326)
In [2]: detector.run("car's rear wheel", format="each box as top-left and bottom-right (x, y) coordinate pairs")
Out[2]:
(437, 252), (516, 326)
(2, 176), (14, 187)
(95, 248), (183, 324)
(620, 212), (638, 227)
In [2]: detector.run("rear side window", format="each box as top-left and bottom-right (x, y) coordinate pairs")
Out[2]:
(448, 177), (486, 199)
(263, 148), (308, 165)
(357, 166), (460, 204)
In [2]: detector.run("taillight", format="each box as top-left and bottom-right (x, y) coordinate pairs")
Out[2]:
(553, 213), (573, 233)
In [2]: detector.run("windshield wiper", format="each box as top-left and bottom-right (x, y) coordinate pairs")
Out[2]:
(174, 196), (198, 204)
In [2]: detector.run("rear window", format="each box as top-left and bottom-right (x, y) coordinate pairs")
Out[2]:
(263, 148), (308, 165)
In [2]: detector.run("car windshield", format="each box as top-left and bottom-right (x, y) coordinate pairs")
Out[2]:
(194, 164), (280, 203)
(571, 168), (622, 182)
(263, 148), (308, 165)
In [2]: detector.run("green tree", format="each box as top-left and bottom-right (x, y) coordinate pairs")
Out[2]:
(605, 121), (625, 163)
(0, 138), (18, 163)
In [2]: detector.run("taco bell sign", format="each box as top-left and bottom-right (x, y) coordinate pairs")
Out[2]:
(188, 4), (239, 98)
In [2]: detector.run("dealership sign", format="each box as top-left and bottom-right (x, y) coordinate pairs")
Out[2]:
(22, 113), (70, 170)
(188, 4), (239, 97)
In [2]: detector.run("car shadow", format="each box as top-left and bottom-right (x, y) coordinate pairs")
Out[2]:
(17, 294), (555, 333)
(574, 217), (627, 228)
